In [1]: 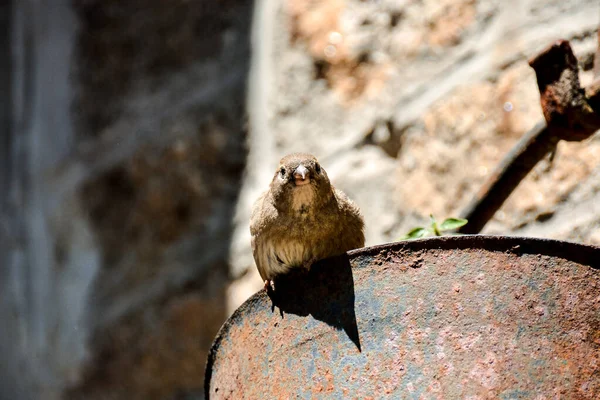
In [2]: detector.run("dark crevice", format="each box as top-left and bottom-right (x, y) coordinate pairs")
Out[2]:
(389, 11), (403, 28)
(314, 59), (328, 80)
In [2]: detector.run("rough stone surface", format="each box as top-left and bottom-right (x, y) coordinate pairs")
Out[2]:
(69, 281), (227, 400)
(67, 0), (252, 398)
(229, 0), (600, 309)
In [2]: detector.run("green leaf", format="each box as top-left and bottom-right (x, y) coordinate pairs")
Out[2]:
(429, 214), (436, 225)
(439, 218), (468, 231)
(400, 227), (428, 240)
(430, 214), (440, 236)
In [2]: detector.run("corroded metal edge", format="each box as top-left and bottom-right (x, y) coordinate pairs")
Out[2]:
(348, 235), (600, 267)
(204, 235), (600, 397)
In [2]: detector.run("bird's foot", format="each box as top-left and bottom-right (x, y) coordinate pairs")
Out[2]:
(302, 257), (317, 271)
(264, 279), (275, 292)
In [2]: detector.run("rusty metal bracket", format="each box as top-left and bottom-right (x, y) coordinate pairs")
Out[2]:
(459, 39), (600, 234)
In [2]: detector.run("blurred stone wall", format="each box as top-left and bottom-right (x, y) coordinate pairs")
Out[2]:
(1, 0), (599, 399)
(1, 0), (251, 399)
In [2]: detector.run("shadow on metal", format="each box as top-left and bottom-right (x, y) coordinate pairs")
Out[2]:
(206, 236), (600, 399)
(266, 254), (361, 352)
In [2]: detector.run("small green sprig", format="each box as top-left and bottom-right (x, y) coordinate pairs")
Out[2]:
(400, 215), (468, 240)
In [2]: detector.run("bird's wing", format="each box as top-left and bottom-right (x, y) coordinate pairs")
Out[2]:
(250, 191), (268, 234)
(250, 234), (265, 281)
(334, 188), (366, 249)
(250, 192), (274, 281)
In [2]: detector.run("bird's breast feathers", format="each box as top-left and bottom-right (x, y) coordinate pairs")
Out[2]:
(290, 184), (315, 213)
(255, 238), (309, 279)
(272, 239), (308, 269)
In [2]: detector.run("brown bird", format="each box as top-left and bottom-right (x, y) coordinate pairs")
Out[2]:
(250, 153), (365, 290)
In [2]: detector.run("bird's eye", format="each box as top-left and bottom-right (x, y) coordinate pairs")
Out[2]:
(315, 163), (321, 174)
(279, 167), (285, 177)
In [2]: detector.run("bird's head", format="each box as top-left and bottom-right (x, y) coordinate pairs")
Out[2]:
(269, 153), (332, 213)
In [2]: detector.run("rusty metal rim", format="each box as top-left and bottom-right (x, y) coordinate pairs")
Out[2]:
(204, 235), (600, 396)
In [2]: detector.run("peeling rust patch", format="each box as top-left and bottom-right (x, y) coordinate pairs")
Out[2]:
(206, 236), (600, 399)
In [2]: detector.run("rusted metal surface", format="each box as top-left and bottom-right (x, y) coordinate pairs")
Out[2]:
(530, 40), (600, 141)
(206, 236), (600, 399)
(459, 40), (600, 234)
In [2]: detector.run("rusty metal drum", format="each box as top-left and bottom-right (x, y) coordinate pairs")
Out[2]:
(205, 236), (600, 399)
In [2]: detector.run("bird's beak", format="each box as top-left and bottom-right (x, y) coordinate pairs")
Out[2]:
(293, 164), (310, 186)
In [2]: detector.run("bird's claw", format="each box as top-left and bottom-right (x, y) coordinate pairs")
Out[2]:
(302, 257), (316, 271)
(264, 279), (275, 292)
